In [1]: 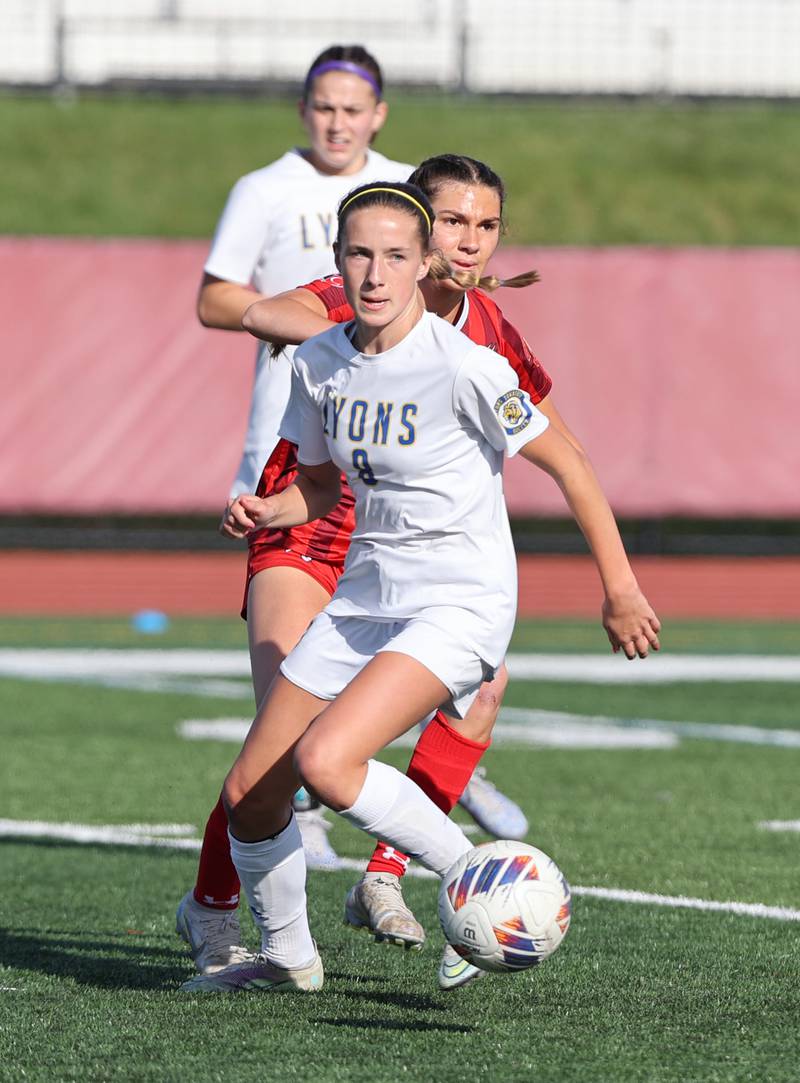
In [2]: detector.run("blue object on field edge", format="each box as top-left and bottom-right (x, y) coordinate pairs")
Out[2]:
(132, 609), (170, 634)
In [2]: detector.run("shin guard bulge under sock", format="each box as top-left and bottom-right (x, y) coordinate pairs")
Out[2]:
(343, 759), (473, 878)
(366, 712), (489, 877)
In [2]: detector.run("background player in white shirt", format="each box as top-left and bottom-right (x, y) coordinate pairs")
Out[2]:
(200, 46), (411, 499)
(182, 182), (660, 993)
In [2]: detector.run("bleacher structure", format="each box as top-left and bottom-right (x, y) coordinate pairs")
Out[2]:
(2, 0), (800, 97)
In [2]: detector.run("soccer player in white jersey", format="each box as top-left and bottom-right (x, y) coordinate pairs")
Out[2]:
(176, 46), (413, 965)
(240, 155), (562, 989)
(181, 182), (660, 993)
(179, 56), (531, 977)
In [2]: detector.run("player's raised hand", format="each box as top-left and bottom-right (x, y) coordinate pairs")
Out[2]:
(601, 587), (661, 659)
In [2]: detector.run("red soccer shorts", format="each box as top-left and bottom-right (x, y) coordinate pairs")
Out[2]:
(241, 543), (344, 619)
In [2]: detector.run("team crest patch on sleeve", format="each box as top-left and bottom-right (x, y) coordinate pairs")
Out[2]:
(494, 389), (533, 435)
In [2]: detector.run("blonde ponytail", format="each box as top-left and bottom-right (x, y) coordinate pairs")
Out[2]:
(476, 269), (541, 292)
(427, 250), (539, 292)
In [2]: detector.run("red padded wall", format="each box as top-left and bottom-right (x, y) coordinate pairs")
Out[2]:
(2, 238), (798, 516)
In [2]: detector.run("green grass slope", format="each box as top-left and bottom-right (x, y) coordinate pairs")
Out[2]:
(2, 94), (799, 243)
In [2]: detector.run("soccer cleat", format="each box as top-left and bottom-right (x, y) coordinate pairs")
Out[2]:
(180, 949), (324, 993)
(175, 891), (255, 975)
(457, 766), (529, 840)
(295, 806), (343, 871)
(344, 873), (426, 950)
(438, 943), (486, 991)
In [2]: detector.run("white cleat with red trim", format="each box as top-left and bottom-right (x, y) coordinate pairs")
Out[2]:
(344, 872), (425, 950)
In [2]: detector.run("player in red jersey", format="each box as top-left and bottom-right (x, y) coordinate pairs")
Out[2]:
(184, 156), (598, 991)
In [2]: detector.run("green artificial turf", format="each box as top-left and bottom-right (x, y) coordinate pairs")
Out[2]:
(0, 617), (798, 1079)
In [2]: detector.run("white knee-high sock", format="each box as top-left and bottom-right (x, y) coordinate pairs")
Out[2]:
(228, 814), (315, 969)
(340, 760), (473, 877)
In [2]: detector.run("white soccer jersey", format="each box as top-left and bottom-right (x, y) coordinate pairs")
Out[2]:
(204, 148), (413, 494)
(281, 312), (550, 667)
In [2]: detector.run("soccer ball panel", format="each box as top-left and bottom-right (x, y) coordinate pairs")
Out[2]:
(445, 900), (499, 966)
(438, 841), (571, 974)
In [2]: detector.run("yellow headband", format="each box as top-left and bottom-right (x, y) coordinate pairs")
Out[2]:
(339, 187), (432, 230)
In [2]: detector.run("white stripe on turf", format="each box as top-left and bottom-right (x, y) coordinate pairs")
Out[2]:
(180, 719), (251, 741)
(505, 654), (800, 684)
(498, 707), (800, 749)
(758, 819), (800, 832)
(1, 819), (798, 922)
(571, 885), (800, 922)
(178, 710), (800, 750)
(2, 649), (800, 684)
(0, 819), (203, 850)
(178, 716), (678, 749)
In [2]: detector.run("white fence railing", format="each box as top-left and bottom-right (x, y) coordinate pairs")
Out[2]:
(2, 0), (800, 97)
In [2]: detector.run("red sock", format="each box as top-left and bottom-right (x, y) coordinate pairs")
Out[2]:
(366, 711), (489, 878)
(193, 794), (240, 910)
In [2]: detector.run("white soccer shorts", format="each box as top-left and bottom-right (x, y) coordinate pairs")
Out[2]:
(280, 609), (494, 719)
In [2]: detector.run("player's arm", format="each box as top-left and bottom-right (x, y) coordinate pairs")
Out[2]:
(535, 396), (586, 454)
(198, 173), (273, 331)
(197, 273), (265, 331)
(242, 288), (335, 344)
(221, 459), (341, 538)
(519, 427), (660, 659)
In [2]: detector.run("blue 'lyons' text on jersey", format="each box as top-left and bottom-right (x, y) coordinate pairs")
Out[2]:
(322, 394), (417, 447)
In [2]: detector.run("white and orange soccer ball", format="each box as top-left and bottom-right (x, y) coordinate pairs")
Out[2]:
(438, 840), (571, 973)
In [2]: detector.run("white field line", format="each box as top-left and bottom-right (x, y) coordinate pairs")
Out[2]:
(506, 654), (800, 684)
(2, 649), (800, 685)
(569, 885), (800, 922)
(0, 649), (252, 678)
(0, 819), (203, 850)
(92, 675), (252, 699)
(758, 820), (800, 832)
(1, 819), (797, 923)
(499, 707), (800, 749)
(178, 708), (800, 750)
(178, 716), (678, 750)
(110, 823), (198, 836)
(180, 719), (252, 741)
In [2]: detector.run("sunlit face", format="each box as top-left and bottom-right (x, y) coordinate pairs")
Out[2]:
(428, 182), (503, 291)
(336, 205), (431, 332)
(299, 72), (388, 176)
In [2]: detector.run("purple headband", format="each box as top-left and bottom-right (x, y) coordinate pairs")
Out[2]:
(305, 60), (382, 99)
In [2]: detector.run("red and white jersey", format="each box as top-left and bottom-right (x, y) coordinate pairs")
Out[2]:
(280, 311), (550, 664)
(302, 276), (553, 403)
(248, 279), (553, 565)
(204, 148), (413, 494)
